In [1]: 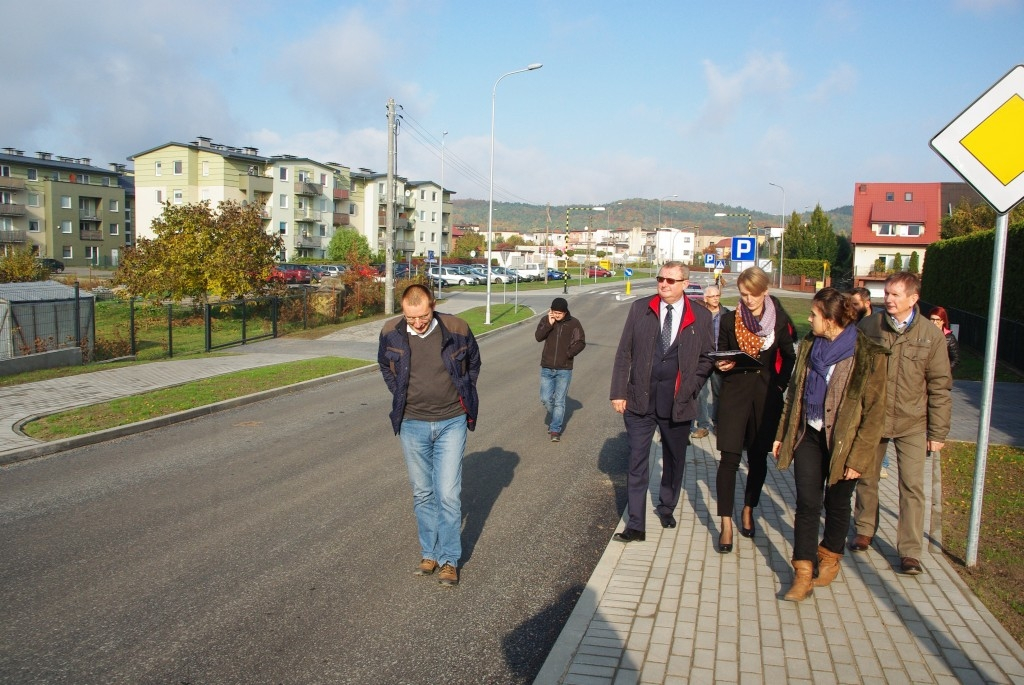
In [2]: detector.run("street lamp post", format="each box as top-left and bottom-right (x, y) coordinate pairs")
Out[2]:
(487, 62), (543, 325)
(437, 130), (447, 300)
(769, 182), (785, 289)
(657, 194), (678, 229)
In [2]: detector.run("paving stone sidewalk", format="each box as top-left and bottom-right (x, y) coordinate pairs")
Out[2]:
(535, 436), (1024, 684)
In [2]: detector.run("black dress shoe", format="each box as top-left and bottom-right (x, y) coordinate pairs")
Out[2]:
(657, 512), (677, 529)
(718, 532), (733, 554)
(740, 508), (755, 538)
(613, 528), (646, 543)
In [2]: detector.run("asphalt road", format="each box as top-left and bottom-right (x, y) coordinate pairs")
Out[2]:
(0, 286), (638, 684)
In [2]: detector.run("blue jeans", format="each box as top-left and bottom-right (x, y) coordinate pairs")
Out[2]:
(540, 368), (572, 434)
(399, 416), (467, 567)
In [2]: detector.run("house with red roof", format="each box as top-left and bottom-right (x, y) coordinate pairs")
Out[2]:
(851, 182), (981, 290)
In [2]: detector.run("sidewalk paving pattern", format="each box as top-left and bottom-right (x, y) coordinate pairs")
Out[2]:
(2, 285), (1023, 684)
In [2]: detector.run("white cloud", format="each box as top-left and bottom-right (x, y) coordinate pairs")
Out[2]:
(689, 53), (793, 135)
(807, 63), (859, 103)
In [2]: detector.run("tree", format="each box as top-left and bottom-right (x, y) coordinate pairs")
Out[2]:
(0, 247), (46, 283)
(327, 228), (371, 264)
(908, 251), (920, 274)
(113, 200), (282, 303)
(782, 205), (838, 264)
(450, 232), (485, 260)
(893, 252), (903, 272)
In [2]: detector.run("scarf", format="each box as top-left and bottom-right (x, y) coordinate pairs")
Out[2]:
(804, 325), (857, 423)
(735, 296), (777, 357)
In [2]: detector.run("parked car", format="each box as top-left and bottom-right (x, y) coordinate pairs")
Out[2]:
(511, 263), (545, 281)
(586, 266), (613, 278)
(448, 264), (484, 284)
(685, 282), (705, 306)
(36, 258), (65, 273)
(308, 265), (329, 281)
(547, 268), (571, 281)
(321, 264), (346, 277)
(428, 266), (476, 286)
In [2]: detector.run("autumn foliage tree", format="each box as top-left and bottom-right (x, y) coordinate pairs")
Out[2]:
(0, 247), (48, 283)
(113, 200), (282, 303)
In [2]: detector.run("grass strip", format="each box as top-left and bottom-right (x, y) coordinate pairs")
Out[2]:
(22, 357), (368, 441)
(941, 441), (1024, 646)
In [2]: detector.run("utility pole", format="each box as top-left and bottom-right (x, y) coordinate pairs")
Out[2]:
(385, 98), (396, 316)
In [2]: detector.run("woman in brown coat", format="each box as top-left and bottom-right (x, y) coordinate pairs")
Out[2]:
(772, 288), (888, 601)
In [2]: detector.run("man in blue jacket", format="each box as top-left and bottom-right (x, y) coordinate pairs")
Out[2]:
(378, 284), (481, 587)
(610, 262), (715, 541)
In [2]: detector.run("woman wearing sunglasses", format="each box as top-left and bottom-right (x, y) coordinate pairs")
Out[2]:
(713, 267), (796, 553)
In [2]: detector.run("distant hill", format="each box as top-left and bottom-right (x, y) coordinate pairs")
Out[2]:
(451, 198), (852, 236)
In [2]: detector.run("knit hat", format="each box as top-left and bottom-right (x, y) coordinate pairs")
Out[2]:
(550, 297), (569, 313)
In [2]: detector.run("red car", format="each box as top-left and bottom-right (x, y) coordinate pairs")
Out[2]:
(586, 266), (613, 277)
(267, 263), (312, 284)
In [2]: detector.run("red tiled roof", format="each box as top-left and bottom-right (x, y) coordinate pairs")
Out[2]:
(869, 202), (927, 223)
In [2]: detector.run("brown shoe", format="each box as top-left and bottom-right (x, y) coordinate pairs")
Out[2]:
(691, 428), (710, 439)
(783, 560), (815, 601)
(848, 534), (872, 552)
(438, 563), (459, 586)
(414, 558), (439, 576)
(814, 545), (843, 587)
(900, 557), (923, 575)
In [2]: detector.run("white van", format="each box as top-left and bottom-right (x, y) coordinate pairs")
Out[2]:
(512, 263), (545, 281)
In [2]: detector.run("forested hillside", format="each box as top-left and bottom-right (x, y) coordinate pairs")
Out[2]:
(450, 197), (852, 235)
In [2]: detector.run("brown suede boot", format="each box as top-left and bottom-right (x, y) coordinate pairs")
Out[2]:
(783, 560), (815, 601)
(814, 545), (843, 587)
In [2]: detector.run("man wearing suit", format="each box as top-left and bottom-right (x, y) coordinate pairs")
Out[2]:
(610, 261), (715, 541)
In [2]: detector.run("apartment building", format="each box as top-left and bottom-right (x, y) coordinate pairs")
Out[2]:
(851, 181), (982, 286)
(406, 181), (453, 260)
(1, 148), (130, 266)
(349, 169), (412, 257)
(130, 137), (353, 260)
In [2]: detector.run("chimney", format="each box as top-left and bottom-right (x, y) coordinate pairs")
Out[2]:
(2, 147), (15, 155)
(80, 157), (91, 166)
(197, 136), (212, 148)
(243, 146), (258, 156)
(37, 151), (51, 160)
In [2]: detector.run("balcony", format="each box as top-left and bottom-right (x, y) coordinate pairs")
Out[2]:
(0, 202), (26, 217)
(294, 181), (323, 196)
(294, 209), (320, 223)
(79, 208), (100, 221)
(79, 229), (104, 241)
(378, 213), (410, 231)
(0, 229), (27, 243)
(240, 174), (273, 194)
(333, 188), (350, 200)
(395, 240), (416, 252)
(333, 212), (350, 226)
(295, 234), (322, 248)
(0, 177), (25, 190)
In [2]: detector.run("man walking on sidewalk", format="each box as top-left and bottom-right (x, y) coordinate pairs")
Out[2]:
(535, 297), (586, 442)
(849, 272), (951, 575)
(610, 262), (714, 541)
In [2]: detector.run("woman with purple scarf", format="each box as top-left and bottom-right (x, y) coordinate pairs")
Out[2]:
(772, 288), (888, 601)
(713, 267), (796, 553)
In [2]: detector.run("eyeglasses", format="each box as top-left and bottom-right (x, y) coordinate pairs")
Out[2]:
(655, 276), (683, 284)
(929, 317), (943, 322)
(404, 314), (433, 323)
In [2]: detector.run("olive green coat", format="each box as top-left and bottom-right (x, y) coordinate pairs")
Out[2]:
(775, 329), (889, 485)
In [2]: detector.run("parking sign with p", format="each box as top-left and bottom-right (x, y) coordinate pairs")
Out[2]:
(731, 236), (756, 262)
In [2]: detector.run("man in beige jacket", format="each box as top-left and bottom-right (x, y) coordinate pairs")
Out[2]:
(849, 272), (952, 575)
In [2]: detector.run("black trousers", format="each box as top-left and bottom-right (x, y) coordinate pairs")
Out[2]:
(792, 425), (858, 562)
(716, 449), (769, 517)
(622, 411), (691, 532)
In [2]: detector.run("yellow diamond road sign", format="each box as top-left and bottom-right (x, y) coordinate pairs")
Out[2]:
(931, 64), (1024, 213)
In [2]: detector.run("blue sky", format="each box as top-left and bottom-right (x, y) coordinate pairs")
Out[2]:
(3, 0), (1021, 216)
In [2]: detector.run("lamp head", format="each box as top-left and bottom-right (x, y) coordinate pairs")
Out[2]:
(527, 63), (543, 70)
(714, 213), (727, 217)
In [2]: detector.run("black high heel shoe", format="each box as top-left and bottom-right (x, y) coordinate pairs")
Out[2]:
(718, 525), (734, 554)
(740, 507), (755, 538)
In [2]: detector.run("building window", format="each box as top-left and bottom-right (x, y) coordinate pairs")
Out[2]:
(431, 232), (436, 242)
(202, 161), (209, 177)
(349, 203), (356, 215)
(431, 212), (437, 222)
(320, 173), (327, 185)
(878, 223), (894, 236)
(173, 189), (183, 205)
(28, 193), (41, 207)
(279, 221), (287, 234)
(318, 224), (327, 237)
(0, 165), (9, 176)
(297, 197), (307, 211)
(0, 217), (11, 231)
(61, 220), (72, 233)
(378, 182), (385, 195)
(201, 188), (210, 202)
(27, 168), (38, 181)
(62, 246), (73, 259)
(907, 224), (922, 236)
(61, 195), (72, 209)
(279, 194), (288, 209)
(432, 191), (437, 201)
(173, 160), (182, 175)
(109, 199), (119, 212)
(885, 192), (894, 201)
(155, 161), (162, 176)
(85, 245), (99, 263)
(156, 190), (163, 203)
(905, 192), (913, 201)
(29, 220), (40, 232)
(279, 167), (289, 181)
(420, 190), (426, 200)
(78, 174), (89, 184)
(419, 210), (425, 220)
(102, 177), (110, 187)
(109, 223), (119, 236)
(419, 232), (424, 241)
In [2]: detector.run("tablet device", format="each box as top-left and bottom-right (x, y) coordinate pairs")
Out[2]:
(709, 350), (763, 368)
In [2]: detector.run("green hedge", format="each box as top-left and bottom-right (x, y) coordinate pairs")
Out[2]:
(920, 224), (1024, 321)
(784, 258), (829, 277)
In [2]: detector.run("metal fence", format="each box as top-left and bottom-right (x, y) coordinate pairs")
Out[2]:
(91, 282), (383, 362)
(924, 301), (1024, 372)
